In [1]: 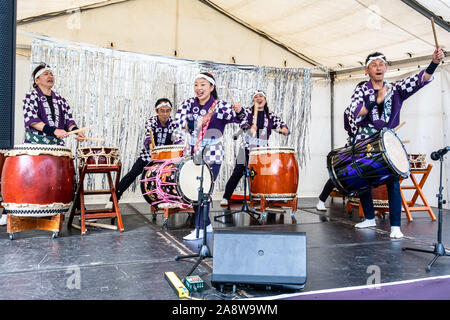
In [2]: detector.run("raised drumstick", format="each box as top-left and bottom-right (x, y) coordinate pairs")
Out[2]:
(394, 121), (406, 132)
(149, 128), (156, 149)
(431, 17), (439, 49)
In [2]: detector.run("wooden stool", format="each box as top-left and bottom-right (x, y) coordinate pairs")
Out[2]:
(68, 163), (124, 235)
(150, 206), (195, 229)
(251, 196), (298, 222)
(7, 214), (64, 240)
(400, 164), (435, 221)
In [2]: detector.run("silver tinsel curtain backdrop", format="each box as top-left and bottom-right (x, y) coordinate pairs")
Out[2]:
(30, 37), (322, 199)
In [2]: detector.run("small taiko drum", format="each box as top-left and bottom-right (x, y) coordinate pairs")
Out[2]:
(349, 184), (389, 209)
(1, 144), (75, 217)
(249, 146), (299, 200)
(409, 154), (427, 170)
(77, 146), (119, 167)
(151, 145), (184, 161)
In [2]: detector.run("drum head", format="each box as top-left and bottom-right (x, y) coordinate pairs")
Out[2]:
(382, 129), (410, 177)
(177, 158), (213, 203)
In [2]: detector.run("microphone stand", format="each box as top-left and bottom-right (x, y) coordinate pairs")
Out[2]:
(175, 147), (212, 276)
(214, 137), (261, 224)
(402, 153), (449, 271)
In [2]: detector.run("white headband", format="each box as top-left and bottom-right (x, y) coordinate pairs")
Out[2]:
(155, 102), (172, 109)
(34, 67), (53, 79)
(252, 90), (266, 99)
(195, 74), (215, 85)
(366, 55), (386, 67)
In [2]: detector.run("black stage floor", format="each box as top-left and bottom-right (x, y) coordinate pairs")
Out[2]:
(0, 197), (449, 300)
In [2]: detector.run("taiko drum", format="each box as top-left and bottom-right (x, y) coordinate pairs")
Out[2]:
(151, 145), (184, 161)
(1, 144), (75, 217)
(249, 147), (299, 200)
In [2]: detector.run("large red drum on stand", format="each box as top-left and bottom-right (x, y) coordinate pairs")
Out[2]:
(1, 144), (75, 217)
(249, 146), (299, 200)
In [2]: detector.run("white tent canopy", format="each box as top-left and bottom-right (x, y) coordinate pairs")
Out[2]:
(17, 0), (450, 70)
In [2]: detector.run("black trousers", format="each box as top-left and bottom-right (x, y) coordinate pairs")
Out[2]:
(223, 148), (250, 200)
(115, 157), (147, 201)
(319, 178), (335, 202)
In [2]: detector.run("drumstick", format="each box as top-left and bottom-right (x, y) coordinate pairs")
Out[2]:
(80, 137), (105, 142)
(431, 17), (439, 49)
(394, 121), (406, 132)
(149, 128), (156, 149)
(225, 86), (236, 106)
(85, 221), (118, 230)
(401, 140), (410, 144)
(67, 126), (92, 136)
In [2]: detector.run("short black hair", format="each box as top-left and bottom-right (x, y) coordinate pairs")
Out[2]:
(365, 52), (386, 66)
(154, 98), (173, 109)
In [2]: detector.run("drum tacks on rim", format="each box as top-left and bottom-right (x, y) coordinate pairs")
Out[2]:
(327, 128), (410, 197)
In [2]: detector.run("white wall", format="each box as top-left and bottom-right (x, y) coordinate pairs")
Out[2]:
(333, 65), (450, 208)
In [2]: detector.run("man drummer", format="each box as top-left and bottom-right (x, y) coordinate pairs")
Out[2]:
(106, 98), (177, 208)
(345, 47), (445, 238)
(220, 90), (290, 206)
(23, 63), (86, 145)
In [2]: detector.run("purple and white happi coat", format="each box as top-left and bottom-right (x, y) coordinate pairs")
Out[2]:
(139, 115), (177, 162)
(23, 87), (77, 145)
(344, 70), (433, 144)
(173, 96), (249, 164)
(241, 107), (288, 150)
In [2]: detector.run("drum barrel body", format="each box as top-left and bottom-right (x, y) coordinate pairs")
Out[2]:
(1, 145), (75, 216)
(327, 129), (409, 196)
(249, 147), (299, 200)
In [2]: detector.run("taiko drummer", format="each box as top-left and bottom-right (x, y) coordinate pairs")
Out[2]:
(220, 90), (290, 207)
(23, 63), (85, 145)
(106, 98), (177, 209)
(345, 48), (444, 239)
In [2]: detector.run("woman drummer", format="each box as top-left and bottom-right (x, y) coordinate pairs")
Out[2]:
(173, 72), (248, 240)
(106, 98), (177, 208)
(220, 90), (289, 207)
(23, 63), (85, 145)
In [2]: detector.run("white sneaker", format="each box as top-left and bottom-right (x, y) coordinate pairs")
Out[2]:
(355, 219), (376, 229)
(0, 214), (6, 226)
(390, 226), (404, 239)
(220, 198), (228, 206)
(316, 200), (327, 211)
(183, 224), (213, 241)
(105, 202), (113, 209)
(183, 229), (204, 241)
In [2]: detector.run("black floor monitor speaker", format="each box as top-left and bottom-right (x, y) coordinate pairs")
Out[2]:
(211, 230), (307, 290)
(0, 0), (17, 149)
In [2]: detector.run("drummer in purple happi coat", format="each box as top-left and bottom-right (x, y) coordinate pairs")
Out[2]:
(23, 63), (85, 145)
(173, 72), (249, 240)
(220, 90), (289, 207)
(345, 47), (445, 239)
(106, 98), (177, 208)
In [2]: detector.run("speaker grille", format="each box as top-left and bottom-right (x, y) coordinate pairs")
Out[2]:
(0, 0), (16, 149)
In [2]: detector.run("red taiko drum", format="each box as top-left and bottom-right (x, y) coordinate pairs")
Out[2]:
(249, 146), (299, 200)
(150, 145), (184, 161)
(1, 144), (75, 217)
